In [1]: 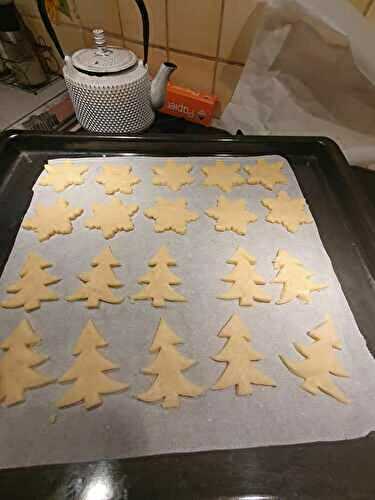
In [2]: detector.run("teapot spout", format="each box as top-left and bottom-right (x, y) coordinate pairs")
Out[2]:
(151, 62), (177, 110)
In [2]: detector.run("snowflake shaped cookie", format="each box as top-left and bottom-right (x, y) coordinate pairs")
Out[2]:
(85, 198), (138, 239)
(144, 197), (199, 234)
(202, 160), (245, 192)
(152, 160), (194, 191)
(38, 162), (88, 192)
(261, 191), (313, 232)
(96, 165), (140, 195)
(206, 196), (257, 235)
(245, 159), (287, 190)
(22, 198), (83, 241)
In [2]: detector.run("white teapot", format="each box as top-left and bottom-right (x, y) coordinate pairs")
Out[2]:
(37, 0), (176, 133)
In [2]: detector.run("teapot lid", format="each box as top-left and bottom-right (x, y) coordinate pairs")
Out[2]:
(72, 29), (138, 74)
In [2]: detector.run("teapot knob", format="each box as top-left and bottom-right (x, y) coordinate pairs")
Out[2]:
(92, 29), (110, 55)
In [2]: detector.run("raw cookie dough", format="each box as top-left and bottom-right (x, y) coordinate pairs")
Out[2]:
(38, 161), (88, 192)
(0, 319), (54, 406)
(144, 197), (199, 234)
(205, 196), (257, 235)
(67, 247), (123, 308)
(137, 318), (204, 409)
(1, 253), (60, 312)
(272, 249), (327, 304)
(132, 246), (186, 307)
(22, 198), (83, 241)
(96, 164), (140, 195)
(85, 198), (138, 239)
(202, 160), (245, 192)
(152, 160), (194, 191)
(212, 314), (275, 396)
(262, 191), (313, 232)
(218, 247), (272, 306)
(57, 320), (128, 410)
(280, 315), (350, 404)
(245, 159), (287, 190)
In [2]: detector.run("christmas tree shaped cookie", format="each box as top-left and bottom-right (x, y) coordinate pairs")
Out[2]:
(23, 198), (83, 241)
(85, 198), (138, 239)
(1, 253), (60, 311)
(137, 318), (204, 409)
(38, 161), (88, 192)
(144, 197), (199, 234)
(57, 320), (128, 410)
(212, 315), (275, 395)
(280, 315), (350, 403)
(272, 250), (327, 304)
(218, 247), (271, 306)
(67, 247), (123, 308)
(0, 319), (54, 406)
(206, 196), (257, 235)
(132, 246), (185, 307)
(152, 160), (194, 191)
(261, 191), (313, 232)
(245, 159), (287, 190)
(202, 160), (245, 192)
(96, 165), (140, 195)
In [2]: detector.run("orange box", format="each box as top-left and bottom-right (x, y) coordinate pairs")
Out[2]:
(159, 83), (218, 127)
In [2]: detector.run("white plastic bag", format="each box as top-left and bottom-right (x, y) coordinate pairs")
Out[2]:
(216, 0), (375, 169)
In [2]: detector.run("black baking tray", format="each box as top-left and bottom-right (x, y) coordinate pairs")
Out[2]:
(0, 131), (375, 499)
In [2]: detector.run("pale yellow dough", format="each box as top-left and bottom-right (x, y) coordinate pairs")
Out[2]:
(85, 197), (138, 239)
(96, 164), (140, 195)
(57, 320), (128, 410)
(280, 315), (350, 404)
(67, 247), (123, 308)
(212, 314), (275, 396)
(1, 253), (60, 312)
(245, 159), (287, 190)
(272, 250), (327, 304)
(152, 160), (194, 191)
(202, 160), (245, 192)
(22, 198), (83, 241)
(262, 191), (313, 232)
(206, 196), (257, 235)
(0, 319), (54, 406)
(218, 247), (272, 306)
(38, 161), (88, 192)
(132, 246), (186, 307)
(137, 318), (204, 409)
(144, 197), (199, 234)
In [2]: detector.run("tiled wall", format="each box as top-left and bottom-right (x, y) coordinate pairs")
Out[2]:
(16, 0), (375, 116)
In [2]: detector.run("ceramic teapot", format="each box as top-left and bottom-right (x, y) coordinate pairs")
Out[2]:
(37, 0), (176, 133)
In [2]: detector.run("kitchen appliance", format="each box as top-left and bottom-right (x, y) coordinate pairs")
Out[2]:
(0, 0), (47, 87)
(37, 0), (177, 133)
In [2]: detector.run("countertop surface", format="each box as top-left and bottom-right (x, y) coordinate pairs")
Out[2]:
(0, 114), (374, 500)
(0, 77), (67, 131)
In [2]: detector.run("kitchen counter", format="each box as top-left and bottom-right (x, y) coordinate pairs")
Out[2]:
(0, 115), (374, 500)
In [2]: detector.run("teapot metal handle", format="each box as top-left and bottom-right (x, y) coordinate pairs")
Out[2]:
(134, 0), (149, 66)
(37, 0), (150, 65)
(37, 0), (64, 59)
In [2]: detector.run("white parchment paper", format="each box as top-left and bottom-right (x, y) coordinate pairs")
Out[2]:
(0, 155), (374, 470)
